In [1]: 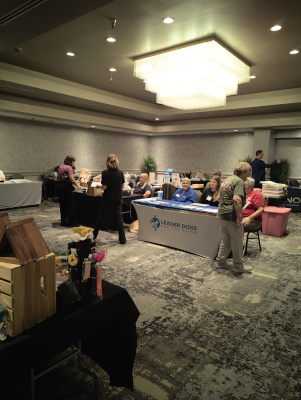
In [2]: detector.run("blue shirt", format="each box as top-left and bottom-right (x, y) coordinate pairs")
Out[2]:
(133, 183), (152, 196)
(251, 158), (277, 182)
(172, 187), (197, 204)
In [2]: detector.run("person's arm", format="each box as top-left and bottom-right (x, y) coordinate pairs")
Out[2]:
(262, 159), (281, 168)
(233, 194), (243, 228)
(143, 184), (152, 198)
(69, 173), (80, 187)
(243, 206), (264, 226)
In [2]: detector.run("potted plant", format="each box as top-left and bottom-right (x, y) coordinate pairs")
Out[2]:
(270, 159), (291, 184)
(141, 154), (157, 183)
(238, 156), (252, 164)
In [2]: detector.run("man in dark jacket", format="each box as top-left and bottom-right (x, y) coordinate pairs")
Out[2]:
(251, 150), (280, 188)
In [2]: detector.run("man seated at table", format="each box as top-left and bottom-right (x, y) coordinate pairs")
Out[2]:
(133, 173), (152, 198)
(172, 177), (197, 204)
(243, 177), (264, 229)
(0, 170), (6, 181)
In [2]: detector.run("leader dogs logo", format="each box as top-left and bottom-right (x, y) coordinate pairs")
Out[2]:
(150, 216), (160, 231)
(150, 215), (197, 234)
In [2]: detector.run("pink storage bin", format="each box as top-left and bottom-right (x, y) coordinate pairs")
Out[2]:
(262, 206), (291, 237)
(253, 188), (263, 194)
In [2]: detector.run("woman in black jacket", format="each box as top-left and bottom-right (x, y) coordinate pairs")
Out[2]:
(200, 175), (221, 207)
(93, 154), (126, 244)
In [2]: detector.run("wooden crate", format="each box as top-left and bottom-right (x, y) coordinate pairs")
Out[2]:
(0, 253), (56, 337)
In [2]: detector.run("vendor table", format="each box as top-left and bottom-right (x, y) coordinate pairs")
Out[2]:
(0, 180), (42, 209)
(133, 198), (221, 259)
(0, 280), (140, 398)
(73, 192), (143, 227)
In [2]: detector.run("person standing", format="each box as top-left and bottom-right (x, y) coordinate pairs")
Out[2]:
(57, 155), (80, 227)
(216, 162), (252, 273)
(251, 150), (280, 188)
(93, 154), (126, 244)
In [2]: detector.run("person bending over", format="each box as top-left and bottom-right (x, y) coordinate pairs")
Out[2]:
(57, 155), (80, 227)
(172, 177), (197, 204)
(133, 173), (152, 198)
(200, 175), (220, 206)
(243, 177), (264, 229)
(216, 162), (252, 273)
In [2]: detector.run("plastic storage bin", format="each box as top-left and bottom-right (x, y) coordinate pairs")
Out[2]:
(262, 207), (291, 237)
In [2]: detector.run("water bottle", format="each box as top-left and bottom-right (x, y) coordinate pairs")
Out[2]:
(0, 305), (7, 341)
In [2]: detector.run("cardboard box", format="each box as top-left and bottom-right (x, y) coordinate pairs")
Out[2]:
(88, 186), (104, 196)
(88, 181), (103, 196)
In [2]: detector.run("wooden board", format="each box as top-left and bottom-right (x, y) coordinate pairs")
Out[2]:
(4, 218), (50, 265)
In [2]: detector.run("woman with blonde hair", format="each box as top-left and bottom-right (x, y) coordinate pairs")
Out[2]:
(200, 175), (221, 206)
(93, 154), (126, 244)
(133, 173), (152, 198)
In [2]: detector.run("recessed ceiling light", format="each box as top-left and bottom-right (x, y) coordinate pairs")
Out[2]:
(155, 118), (160, 121)
(250, 75), (256, 79)
(106, 37), (116, 42)
(149, 133), (153, 136)
(66, 52), (75, 56)
(163, 17), (174, 24)
(91, 125), (95, 128)
(234, 129), (238, 132)
(289, 49), (299, 55)
(109, 67), (116, 71)
(270, 25), (282, 31)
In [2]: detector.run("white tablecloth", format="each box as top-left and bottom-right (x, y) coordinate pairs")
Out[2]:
(133, 201), (222, 259)
(0, 181), (42, 209)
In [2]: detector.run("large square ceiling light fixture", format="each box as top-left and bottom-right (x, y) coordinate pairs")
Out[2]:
(133, 38), (251, 110)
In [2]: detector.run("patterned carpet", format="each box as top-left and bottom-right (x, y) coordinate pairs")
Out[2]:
(5, 200), (301, 400)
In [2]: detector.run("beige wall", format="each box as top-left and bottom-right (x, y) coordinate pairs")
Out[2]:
(0, 117), (149, 177)
(1, 117), (300, 179)
(150, 132), (254, 176)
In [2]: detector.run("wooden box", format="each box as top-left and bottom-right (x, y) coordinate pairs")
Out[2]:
(0, 214), (56, 337)
(0, 253), (56, 337)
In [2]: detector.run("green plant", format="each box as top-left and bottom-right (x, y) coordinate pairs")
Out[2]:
(238, 155), (252, 164)
(270, 159), (291, 183)
(141, 154), (157, 173)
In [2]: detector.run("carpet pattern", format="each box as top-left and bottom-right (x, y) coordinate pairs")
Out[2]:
(5, 200), (301, 399)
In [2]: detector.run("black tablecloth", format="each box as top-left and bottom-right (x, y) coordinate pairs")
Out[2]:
(73, 192), (142, 227)
(0, 281), (139, 395)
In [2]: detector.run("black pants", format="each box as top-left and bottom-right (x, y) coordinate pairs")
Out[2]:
(56, 181), (76, 225)
(94, 199), (126, 243)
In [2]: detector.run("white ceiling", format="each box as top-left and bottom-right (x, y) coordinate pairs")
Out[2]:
(0, 0), (301, 135)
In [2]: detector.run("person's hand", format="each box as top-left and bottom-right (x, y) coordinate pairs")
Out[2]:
(235, 218), (243, 228)
(277, 159), (281, 163)
(243, 217), (251, 226)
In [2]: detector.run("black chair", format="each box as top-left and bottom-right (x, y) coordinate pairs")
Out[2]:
(194, 189), (202, 203)
(162, 183), (176, 200)
(244, 226), (262, 255)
